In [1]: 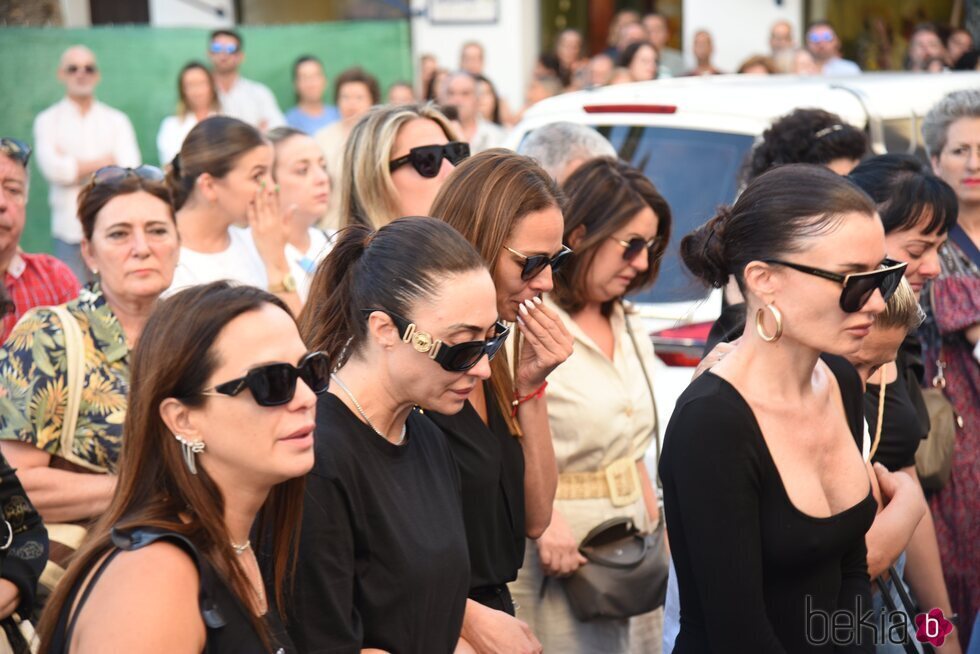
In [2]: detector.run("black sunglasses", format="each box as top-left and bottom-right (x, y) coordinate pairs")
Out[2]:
(763, 258), (909, 313)
(65, 64), (97, 75)
(200, 351), (331, 407)
(0, 138), (31, 167)
(389, 142), (470, 178)
(364, 309), (510, 372)
(504, 245), (573, 281)
(614, 236), (663, 262)
(91, 165), (166, 186)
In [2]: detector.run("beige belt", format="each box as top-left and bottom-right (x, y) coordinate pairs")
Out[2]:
(555, 457), (642, 507)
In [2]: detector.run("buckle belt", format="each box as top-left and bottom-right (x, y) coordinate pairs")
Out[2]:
(555, 457), (641, 507)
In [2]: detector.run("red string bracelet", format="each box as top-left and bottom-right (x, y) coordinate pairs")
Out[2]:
(511, 381), (548, 417)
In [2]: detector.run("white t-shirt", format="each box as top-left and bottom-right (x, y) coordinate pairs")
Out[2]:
(285, 228), (335, 302)
(157, 113), (214, 166)
(167, 226), (268, 295)
(218, 77), (285, 131)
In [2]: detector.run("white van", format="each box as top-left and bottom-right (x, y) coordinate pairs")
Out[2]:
(507, 72), (980, 435)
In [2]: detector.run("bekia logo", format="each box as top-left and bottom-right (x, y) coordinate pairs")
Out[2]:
(914, 608), (954, 647)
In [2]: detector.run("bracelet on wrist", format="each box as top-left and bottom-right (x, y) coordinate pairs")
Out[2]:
(511, 381), (548, 417)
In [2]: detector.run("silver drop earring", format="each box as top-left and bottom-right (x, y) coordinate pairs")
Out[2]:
(174, 434), (205, 475)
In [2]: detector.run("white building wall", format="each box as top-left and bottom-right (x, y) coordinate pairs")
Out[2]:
(410, 0), (538, 111)
(149, 0), (235, 27)
(683, 0), (805, 72)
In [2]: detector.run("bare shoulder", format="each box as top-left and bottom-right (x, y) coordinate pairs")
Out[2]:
(71, 541), (206, 653)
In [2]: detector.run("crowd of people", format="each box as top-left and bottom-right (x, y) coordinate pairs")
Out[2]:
(0, 15), (977, 654)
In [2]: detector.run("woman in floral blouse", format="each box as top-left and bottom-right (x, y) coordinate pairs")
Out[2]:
(0, 166), (178, 528)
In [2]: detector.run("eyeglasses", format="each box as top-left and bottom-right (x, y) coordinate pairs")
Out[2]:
(614, 236), (662, 262)
(91, 165), (166, 186)
(763, 258), (908, 313)
(807, 31), (834, 43)
(364, 309), (510, 372)
(65, 64), (97, 75)
(389, 142), (470, 178)
(209, 42), (239, 55)
(504, 245), (573, 281)
(0, 138), (31, 167)
(200, 351), (331, 407)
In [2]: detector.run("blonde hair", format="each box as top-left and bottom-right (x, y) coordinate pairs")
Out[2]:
(876, 277), (925, 331)
(341, 103), (458, 229)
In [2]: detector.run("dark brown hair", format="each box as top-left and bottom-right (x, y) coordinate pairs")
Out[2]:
(681, 164), (876, 290)
(37, 282), (305, 651)
(300, 217), (485, 368)
(77, 175), (175, 242)
(334, 67), (381, 106)
(553, 157), (672, 315)
(429, 150), (564, 435)
(165, 116), (267, 210)
(176, 61), (220, 119)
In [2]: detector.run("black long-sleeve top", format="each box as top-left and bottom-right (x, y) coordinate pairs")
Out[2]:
(659, 356), (876, 653)
(288, 393), (470, 654)
(0, 454), (48, 617)
(426, 383), (526, 597)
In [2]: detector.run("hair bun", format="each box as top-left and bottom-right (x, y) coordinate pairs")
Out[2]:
(680, 206), (732, 288)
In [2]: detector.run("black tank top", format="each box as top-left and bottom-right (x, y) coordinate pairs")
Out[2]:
(47, 526), (293, 653)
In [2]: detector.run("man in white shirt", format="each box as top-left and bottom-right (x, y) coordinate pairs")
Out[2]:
(208, 29), (285, 132)
(442, 71), (504, 154)
(806, 21), (862, 76)
(33, 45), (140, 281)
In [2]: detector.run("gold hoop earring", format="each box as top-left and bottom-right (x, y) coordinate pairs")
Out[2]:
(756, 303), (783, 343)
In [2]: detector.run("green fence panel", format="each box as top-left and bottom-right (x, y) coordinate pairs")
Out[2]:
(0, 20), (411, 254)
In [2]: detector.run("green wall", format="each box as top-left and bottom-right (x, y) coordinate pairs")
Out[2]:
(0, 20), (411, 254)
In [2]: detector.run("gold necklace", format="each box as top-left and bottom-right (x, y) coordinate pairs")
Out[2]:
(331, 374), (407, 445)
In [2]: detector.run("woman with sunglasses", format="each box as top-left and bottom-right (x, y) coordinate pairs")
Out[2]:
(661, 164), (900, 653)
(426, 150), (572, 653)
(0, 167), (178, 592)
(36, 282), (322, 653)
(291, 217), (500, 653)
(342, 103), (468, 229)
(506, 157), (671, 653)
(165, 116), (301, 314)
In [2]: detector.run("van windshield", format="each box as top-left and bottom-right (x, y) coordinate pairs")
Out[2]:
(596, 125), (754, 304)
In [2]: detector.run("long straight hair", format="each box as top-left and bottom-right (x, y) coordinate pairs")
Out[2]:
(429, 149), (564, 435)
(37, 283), (306, 651)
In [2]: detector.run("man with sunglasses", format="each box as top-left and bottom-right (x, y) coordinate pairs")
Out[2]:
(0, 138), (80, 343)
(33, 45), (140, 282)
(207, 29), (285, 132)
(805, 21), (861, 76)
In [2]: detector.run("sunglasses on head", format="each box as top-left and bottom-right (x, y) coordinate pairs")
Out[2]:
(91, 165), (166, 186)
(65, 64), (97, 75)
(763, 258), (908, 313)
(0, 138), (31, 167)
(614, 235), (663, 262)
(388, 142), (470, 178)
(200, 351), (331, 407)
(209, 42), (239, 55)
(504, 245), (573, 281)
(364, 309), (510, 372)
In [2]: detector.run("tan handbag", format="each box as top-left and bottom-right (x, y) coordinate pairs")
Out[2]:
(36, 306), (91, 597)
(915, 355), (961, 491)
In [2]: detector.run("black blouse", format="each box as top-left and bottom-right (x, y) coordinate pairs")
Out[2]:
(288, 393), (470, 654)
(660, 356), (876, 653)
(426, 383), (526, 595)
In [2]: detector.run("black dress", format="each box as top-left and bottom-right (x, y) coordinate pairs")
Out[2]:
(427, 383), (526, 614)
(46, 526), (293, 653)
(289, 393), (470, 654)
(659, 356), (877, 653)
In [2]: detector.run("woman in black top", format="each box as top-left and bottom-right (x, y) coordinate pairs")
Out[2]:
(661, 165), (901, 652)
(429, 151), (573, 651)
(295, 218), (506, 653)
(37, 282), (323, 653)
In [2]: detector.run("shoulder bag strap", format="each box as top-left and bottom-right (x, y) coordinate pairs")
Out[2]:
(49, 305), (86, 463)
(622, 303), (661, 490)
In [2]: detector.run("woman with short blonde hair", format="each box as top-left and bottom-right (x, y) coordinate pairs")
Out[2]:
(342, 103), (463, 228)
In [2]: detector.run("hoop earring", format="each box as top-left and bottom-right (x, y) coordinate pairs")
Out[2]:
(174, 434), (205, 475)
(756, 303), (783, 343)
